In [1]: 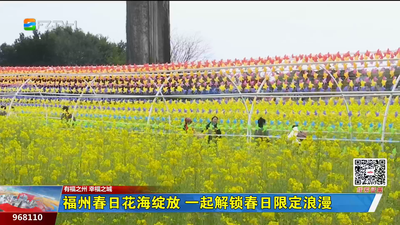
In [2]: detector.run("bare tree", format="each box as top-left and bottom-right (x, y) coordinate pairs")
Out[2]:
(170, 30), (211, 63)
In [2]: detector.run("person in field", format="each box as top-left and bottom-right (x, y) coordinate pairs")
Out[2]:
(8, 106), (17, 118)
(184, 117), (205, 138)
(0, 106), (7, 116)
(203, 116), (222, 143)
(255, 117), (269, 141)
(183, 118), (193, 132)
(0, 106), (17, 117)
(288, 125), (307, 145)
(61, 106), (76, 125)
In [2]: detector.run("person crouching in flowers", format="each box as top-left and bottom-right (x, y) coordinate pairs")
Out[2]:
(203, 116), (222, 144)
(8, 106), (17, 118)
(0, 106), (7, 116)
(183, 118), (193, 132)
(255, 117), (269, 142)
(184, 118), (205, 138)
(61, 106), (76, 126)
(288, 125), (301, 145)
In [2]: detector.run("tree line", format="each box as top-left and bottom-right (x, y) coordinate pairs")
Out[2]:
(0, 27), (210, 66)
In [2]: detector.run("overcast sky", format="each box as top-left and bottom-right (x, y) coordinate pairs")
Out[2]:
(1, 1), (399, 61)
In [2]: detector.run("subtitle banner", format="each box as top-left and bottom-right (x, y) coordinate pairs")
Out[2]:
(0, 185), (383, 225)
(59, 186), (382, 213)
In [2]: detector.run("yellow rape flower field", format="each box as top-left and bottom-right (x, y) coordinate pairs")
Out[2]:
(0, 97), (399, 225)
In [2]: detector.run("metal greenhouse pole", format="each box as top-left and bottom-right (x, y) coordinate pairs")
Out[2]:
(71, 76), (99, 122)
(147, 76), (172, 125)
(246, 73), (270, 142)
(8, 79), (49, 123)
(321, 67), (353, 140)
(380, 75), (400, 151)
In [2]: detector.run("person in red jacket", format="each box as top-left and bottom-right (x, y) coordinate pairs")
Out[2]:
(183, 118), (193, 132)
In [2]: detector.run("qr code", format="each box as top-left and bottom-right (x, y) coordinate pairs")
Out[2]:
(353, 158), (387, 186)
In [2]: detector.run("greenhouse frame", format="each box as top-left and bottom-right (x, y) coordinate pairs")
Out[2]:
(1, 49), (400, 151)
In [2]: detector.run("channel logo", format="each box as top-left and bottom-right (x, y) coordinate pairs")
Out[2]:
(24, 18), (36, 31)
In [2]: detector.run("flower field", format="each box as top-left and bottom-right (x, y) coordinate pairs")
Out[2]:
(1, 50), (400, 224)
(0, 98), (399, 224)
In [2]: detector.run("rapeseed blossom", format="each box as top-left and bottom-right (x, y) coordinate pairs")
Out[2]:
(0, 97), (398, 225)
